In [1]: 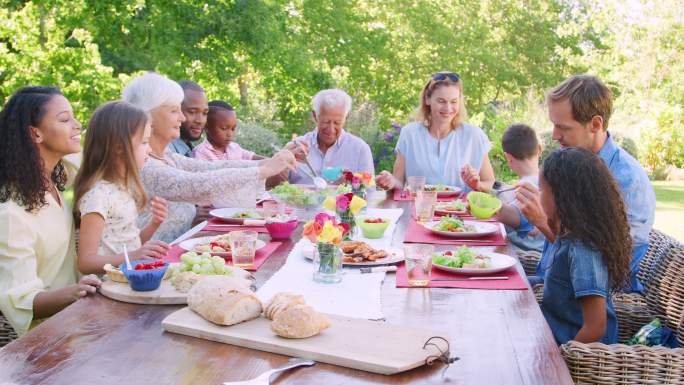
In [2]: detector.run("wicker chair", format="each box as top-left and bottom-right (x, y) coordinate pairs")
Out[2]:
(639, 229), (680, 294)
(521, 230), (677, 288)
(0, 311), (18, 348)
(516, 249), (541, 276)
(560, 244), (684, 384)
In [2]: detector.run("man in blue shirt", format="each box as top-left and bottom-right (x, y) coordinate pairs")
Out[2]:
(167, 80), (209, 157)
(517, 75), (655, 293)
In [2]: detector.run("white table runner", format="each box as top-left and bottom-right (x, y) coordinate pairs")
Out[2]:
(256, 208), (404, 320)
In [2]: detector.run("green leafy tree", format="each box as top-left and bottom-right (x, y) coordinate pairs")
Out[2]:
(0, 1), (122, 122)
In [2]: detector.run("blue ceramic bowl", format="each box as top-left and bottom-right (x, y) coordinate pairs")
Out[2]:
(322, 167), (343, 182)
(120, 260), (168, 292)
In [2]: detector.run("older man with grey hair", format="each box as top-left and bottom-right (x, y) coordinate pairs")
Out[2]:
(288, 89), (374, 184)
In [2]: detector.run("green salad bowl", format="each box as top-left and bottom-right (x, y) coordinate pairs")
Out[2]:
(467, 191), (502, 219)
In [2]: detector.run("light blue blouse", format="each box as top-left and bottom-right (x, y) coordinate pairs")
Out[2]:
(395, 122), (491, 190)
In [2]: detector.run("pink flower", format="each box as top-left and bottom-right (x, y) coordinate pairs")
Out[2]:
(336, 194), (350, 212)
(352, 175), (361, 189)
(314, 212), (336, 227)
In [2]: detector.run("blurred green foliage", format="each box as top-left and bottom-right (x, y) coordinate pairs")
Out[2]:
(1, 0), (681, 179)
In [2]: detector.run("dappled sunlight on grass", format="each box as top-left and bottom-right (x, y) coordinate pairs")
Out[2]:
(652, 181), (684, 242)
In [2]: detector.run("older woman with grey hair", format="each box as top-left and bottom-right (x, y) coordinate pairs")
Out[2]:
(122, 72), (296, 242)
(288, 89), (374, 184)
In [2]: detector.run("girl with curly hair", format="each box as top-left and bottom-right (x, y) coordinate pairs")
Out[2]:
(0, 86), (100, 336)
(74, 101), (169, 274)
(537, 147), (631, 345)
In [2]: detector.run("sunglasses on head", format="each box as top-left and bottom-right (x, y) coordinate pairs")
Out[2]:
(431, 72), (460, 82)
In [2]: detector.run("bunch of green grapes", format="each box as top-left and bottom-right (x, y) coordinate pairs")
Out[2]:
(169, 252), (234, 281)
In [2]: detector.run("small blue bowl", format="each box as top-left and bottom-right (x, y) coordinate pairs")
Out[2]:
(322, 167), (343, 182)
(120, 260), (168, 292)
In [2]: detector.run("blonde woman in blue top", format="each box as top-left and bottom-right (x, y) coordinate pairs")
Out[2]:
(537, 147), (631, 344)
(376, 72), (495, 192)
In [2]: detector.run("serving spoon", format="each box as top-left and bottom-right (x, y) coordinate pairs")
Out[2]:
(222, 358), (315, 385)
(293, 141), (327, 190)
(491, 186), (516, 197)
(271, 142), (327, 190)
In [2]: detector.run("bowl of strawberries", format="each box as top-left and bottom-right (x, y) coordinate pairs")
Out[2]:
(356, 217), (390, 239)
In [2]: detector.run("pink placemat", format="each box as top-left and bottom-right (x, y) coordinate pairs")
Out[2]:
(164, 241), (282, 272)
(403, 218), (507, 246)
(411, 205), (497, 222)
(396, 263), (528, 290)
(392, 189), (460, 202)
(203, 218), (268, 233)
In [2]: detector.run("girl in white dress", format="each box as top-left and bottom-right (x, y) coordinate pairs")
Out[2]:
(74, 101), (169, 275)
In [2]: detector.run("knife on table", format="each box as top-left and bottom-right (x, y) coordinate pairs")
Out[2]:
(170, 220), (207, 246)
(345, 266), (398, 274)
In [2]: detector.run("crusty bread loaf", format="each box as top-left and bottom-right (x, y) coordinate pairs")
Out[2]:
(264, 292), (305, 320)
(188, 276), (262, 326)
(271, 304), (331, 338)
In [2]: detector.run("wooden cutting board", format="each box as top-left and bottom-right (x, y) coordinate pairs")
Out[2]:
(99, 280), (186, 305)
(162, 307), (449, 375)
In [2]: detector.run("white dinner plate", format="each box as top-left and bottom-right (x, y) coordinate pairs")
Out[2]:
(303, 243), (405, 266)
(179, 236), (266, 258)
(432, 251), (517, 275)
(434, 200), (469, 216)
(422, 220), (499, 238)
(209, 208), (265, 224)
(424, 185), (462, 197)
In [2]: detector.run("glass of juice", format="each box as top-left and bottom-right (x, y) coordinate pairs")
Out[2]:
(403, 244), (434, 287)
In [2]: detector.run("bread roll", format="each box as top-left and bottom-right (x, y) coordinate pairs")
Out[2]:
(188, 276), (262, 326)
(271, 304), (330, 338)
(172, 271), (252, 294)
(172, 271), (202, 293)
(103, 264), (127, 283)
(264, 292), (305, 320)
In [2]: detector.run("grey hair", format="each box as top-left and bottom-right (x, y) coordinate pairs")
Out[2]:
(122, 72), (185, 112)
(312, 89), (352, 117)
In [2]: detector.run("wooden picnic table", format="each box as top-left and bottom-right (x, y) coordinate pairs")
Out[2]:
(0, 197), (572, 385)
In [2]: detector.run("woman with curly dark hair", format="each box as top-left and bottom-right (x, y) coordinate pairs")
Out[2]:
(536, 147), (631, 345)
(0, 86), (100, 336)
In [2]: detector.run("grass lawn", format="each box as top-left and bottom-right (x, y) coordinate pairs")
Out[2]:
(652, 181), (684, 243)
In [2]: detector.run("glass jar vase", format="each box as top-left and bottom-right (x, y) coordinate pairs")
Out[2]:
(313, 242), (343, 283)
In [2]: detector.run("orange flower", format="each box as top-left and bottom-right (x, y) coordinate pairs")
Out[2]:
(302, 220), (322, 243)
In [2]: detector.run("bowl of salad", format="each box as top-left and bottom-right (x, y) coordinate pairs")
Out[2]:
(270, 182), (325, 209)
(467, 192), (502, 219)
(432, 247), (516, 275)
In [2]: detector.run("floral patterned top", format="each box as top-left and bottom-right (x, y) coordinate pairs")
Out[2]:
(138, 152), (263, 242)
(78, 180), (142, 255)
